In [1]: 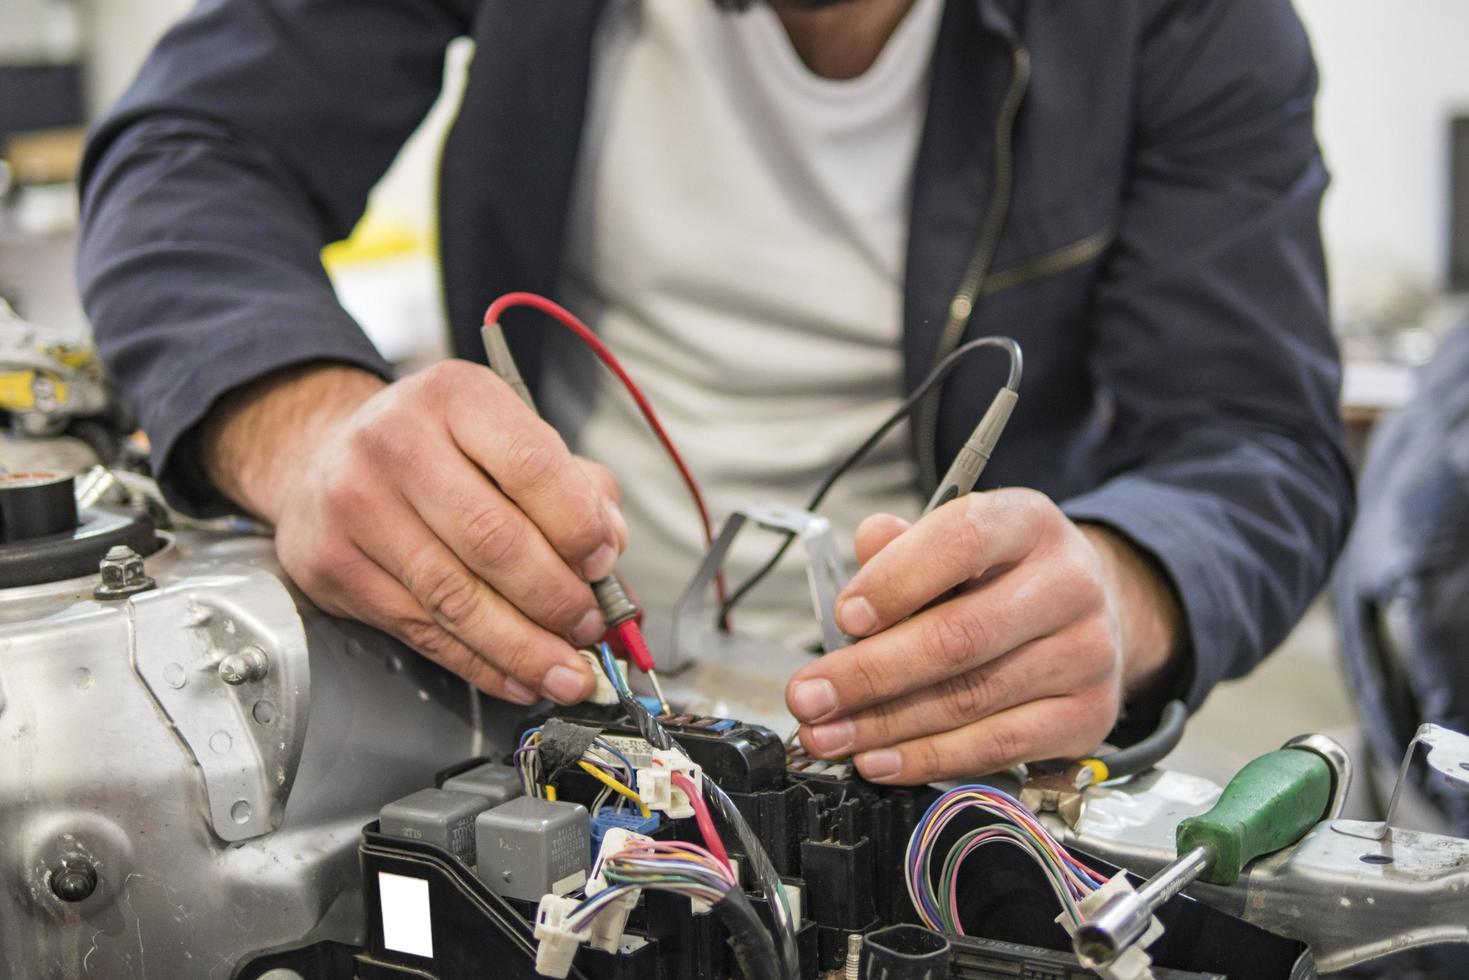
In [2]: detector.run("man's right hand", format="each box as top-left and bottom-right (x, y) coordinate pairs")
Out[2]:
(201, 360), (626, 705)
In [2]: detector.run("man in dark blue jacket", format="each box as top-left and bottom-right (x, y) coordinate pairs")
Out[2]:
(77, 0), (1353, 784)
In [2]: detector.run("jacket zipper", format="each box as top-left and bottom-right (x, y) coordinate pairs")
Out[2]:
(916, 42), (1031, 491)
(979, 227), (1115, 300)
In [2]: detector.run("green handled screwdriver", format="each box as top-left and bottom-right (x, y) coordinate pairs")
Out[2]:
(1073, 744), (1334, 966)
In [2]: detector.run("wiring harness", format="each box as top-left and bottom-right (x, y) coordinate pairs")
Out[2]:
(594, 643), (800, 980)
(513, 723), (650, 816)
(906, 785), (1109, 935)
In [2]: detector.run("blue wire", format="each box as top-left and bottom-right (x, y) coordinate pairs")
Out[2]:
(591, 737), (636, 779)
(598, 642), (630, 696)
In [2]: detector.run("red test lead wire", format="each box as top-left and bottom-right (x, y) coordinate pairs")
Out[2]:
(483, 292), (730, 631)
(613, 620), (656, 675)
(483, 293), (718, 551)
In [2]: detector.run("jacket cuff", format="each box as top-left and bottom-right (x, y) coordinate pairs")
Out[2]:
(144, 310), (392, 518)
(1061, 478), (1222, 737)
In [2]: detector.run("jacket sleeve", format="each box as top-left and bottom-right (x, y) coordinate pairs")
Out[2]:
(1058, 0), (1355, 731)
(77, 0), (474, 514)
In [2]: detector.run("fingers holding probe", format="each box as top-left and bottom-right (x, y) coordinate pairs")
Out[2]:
(272, 360), (626, 706)
(786, 488), (1124, 784)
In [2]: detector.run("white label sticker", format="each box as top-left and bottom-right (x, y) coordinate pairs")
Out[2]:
(379, 872), (434, 958)
(597, 734), (654, 768)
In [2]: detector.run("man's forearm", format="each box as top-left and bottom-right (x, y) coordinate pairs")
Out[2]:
(201, 362), (387, 524)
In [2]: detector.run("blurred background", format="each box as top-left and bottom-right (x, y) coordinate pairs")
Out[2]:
(2, 0), (1468, 802)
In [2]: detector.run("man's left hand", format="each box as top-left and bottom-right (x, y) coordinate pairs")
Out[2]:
(785, 487), (1183, 784)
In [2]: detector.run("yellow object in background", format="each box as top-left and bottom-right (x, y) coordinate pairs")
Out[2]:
(321, 218), (427, 272)
(0, 370), (69, 413)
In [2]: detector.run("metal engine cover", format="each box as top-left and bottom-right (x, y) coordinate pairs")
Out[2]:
(0, 525), (510, 979)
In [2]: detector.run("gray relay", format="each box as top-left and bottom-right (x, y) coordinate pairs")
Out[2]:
(379, 788), (490, 865)
(443, 761), (523, 808)
(475, 796), (590, 902)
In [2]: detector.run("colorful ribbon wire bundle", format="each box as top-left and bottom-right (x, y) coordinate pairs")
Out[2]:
(905, 785), (1109, 934)
(567, 839), (736, 932)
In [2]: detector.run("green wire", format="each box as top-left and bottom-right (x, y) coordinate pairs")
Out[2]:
(931, 827), (1082, 931)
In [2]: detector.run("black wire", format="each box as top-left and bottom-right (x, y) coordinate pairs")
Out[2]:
(1093, 699), (1188, 779)
(720, 336), (1022, 620)
(713, 889), (783, 980)
(703, 778), (800, 979)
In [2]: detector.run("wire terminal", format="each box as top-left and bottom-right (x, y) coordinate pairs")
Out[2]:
(636, 750), (702, 820)
(585, 828), (655, 952)
(533, 893), (592, 978)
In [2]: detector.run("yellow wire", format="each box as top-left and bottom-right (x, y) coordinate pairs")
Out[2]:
(545, 784), (557, 802)
(578, 761), (651, 818)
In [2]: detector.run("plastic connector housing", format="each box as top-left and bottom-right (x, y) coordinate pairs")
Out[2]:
(587, 827), (654, 896)
(635, 749), (701, 819)
(577, 648), (622, 706)
(584, 827), (653, 952)
(589, 807), (660, 863)
(588, 889), (639, 953)
(533, 893), (590, 978)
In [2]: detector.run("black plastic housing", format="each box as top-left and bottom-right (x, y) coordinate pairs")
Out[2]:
(517, 707), (786, 792)
(234, 706), (1315, 980)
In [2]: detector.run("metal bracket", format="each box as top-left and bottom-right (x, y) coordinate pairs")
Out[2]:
(1334, 723), (1469, 840)
(130, 565), (310, 842)
(672, 503), (851, 667)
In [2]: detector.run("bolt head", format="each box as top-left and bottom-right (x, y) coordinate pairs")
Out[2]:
(219, 647), (268, 685)
(219, 653), (249, 685)
(95, 545), (155, 599)
(51, 860), (98, 903)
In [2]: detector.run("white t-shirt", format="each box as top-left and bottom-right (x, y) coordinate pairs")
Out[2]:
(546, 0), (943, 642)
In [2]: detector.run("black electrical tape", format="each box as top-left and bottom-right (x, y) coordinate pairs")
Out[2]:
(713, 889), (782, 980)
(616, 685), (673, 752)
(1097, 699), (1188, 779)
(537, 718), (602, 779)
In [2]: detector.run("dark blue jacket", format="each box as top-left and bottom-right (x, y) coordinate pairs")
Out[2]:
(76, 0), (1354, 735)
(1336, 323), (1469, 832)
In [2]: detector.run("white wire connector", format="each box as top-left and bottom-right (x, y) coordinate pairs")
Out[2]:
(587, 891), (640, 953)
(1058, 877), (1161, 980)
(577, 648), (622, 706)
(635, 749), (702, 820)
(533, 893), (591, 978)
(587, 828), (654, 896)
(583, 828), (653, 952)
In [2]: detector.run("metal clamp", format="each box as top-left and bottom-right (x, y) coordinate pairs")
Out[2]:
(672, 503), (851, 666)
(1282, 733), (1353, 821)
(1334, 723), (1469, 840)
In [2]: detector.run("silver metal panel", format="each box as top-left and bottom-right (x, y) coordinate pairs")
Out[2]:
(0, 527), (509, 979)
(1239, 822), (1469, 972)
